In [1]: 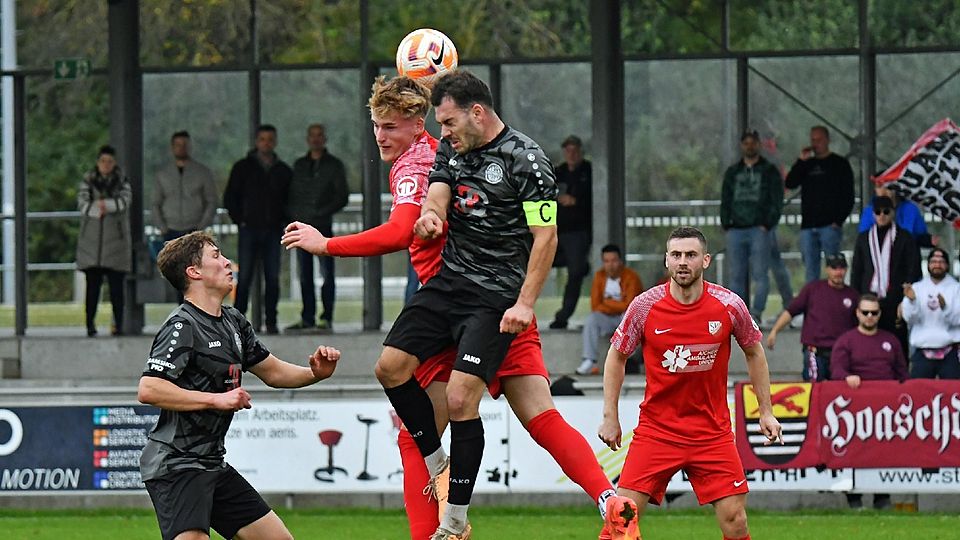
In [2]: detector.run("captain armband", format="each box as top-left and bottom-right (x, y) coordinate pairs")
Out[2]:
(523, 200), (557, 226)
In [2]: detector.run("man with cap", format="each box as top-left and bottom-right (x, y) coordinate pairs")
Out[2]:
(767, 252), (859, 381)
(720, 129), (784, 324)
(850, 195), (922, 357)
(901, 247), (960, 379)
(549, 135), (593, 330)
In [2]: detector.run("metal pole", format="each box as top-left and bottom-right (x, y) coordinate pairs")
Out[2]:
(247, 0), (264, 330)
(13, 75), (25, 335)
(1, 0), (16, 305)
(359, 0), (382, 330)
(858, 0), (877, 210)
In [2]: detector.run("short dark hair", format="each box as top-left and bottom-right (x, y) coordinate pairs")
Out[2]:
(171, 130), (190, 142)
(601, 244), (622, 258)
(666, 226), (707, 251)
(98, 145), (116, 157)
(157, 231), (217, 293)
(430, 70), (494, 110)
(858, 293), (880, 307)
(811, 125), (830, 139)
(256, 124), (277, 135)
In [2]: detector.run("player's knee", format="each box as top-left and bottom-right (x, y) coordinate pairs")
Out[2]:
(719, 508), (748, 537)
(375, 349), (414, 386)
(445, 386), (480, 419)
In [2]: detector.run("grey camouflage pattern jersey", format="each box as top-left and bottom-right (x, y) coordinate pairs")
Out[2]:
(139, 303), (268, 481)
(429, 126), (558, 298)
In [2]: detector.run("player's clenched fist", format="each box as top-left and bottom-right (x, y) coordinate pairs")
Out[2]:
(500, 304), (533, 334)
(598, 417), (623, 451)
(309, 345), (341, 381)
(214, 387), (252, 412)
(414, 211), (444, 240)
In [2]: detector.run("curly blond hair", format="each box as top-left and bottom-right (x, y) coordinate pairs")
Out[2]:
(368, 75), (431, 120)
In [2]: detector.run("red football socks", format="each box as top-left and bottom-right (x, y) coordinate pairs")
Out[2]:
(526, 408), (613, 502)
(399, 429), (439, 539)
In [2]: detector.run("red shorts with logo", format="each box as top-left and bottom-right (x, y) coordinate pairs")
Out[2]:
(412, 321), (548, 399)
(618, 431), (748, 505)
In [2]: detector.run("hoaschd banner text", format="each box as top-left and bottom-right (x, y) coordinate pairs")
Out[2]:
(737, 380), (960, 470)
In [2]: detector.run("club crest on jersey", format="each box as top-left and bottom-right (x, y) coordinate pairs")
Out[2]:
(708, 320), (722, 335)
(233, 332), (242, 354)
(485, 163), (504, 184)
(843, 297), (853, 308)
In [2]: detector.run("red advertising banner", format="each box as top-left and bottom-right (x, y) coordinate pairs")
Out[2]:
(736, 380), (960, 470)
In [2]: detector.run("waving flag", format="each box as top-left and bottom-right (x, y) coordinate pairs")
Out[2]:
(873, 118), (960, 227)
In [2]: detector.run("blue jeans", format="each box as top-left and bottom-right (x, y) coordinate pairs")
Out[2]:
(234, 225), (282, 326)
(768, 227), (793, 307)
(726, 226), (770, 318)
(404, 255), (420, 304)
(799, 225), (842, 284)
(297, 248), (335, 326)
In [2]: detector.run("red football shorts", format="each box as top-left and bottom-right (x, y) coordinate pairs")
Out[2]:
(618, 431), (748, 505)
(412, 322), (548, 399)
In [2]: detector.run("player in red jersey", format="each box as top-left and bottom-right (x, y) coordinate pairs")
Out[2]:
(598, 226), (782, 540)
(282, 75), (638, 540)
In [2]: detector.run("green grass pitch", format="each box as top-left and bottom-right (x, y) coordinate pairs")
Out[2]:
(1, 507), (959, 539)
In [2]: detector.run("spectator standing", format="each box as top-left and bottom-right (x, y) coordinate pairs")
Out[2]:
(859, 183), (937, 248)
(901, 248), (960, 379)
(830, 293), (907, 510)
(785, 126), (855, 284)
(575, 244), (643, 375)
(720, 129), (784, 323)
(151, 131), (218, 242)
(850, 196), (921, 355)
(223, 125), (292, 334)
(767, 253), (858, 381)
(285, 124), (348, 332)
(76, 145), (132, 337)
(549, 135), (592, 330)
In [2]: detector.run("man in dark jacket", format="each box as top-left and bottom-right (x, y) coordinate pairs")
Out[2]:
(223, 124), (292, 334)
(785, 125), (855, 284)
(285, 124), (348, 332)
(850, 196), (922, 356)
(720, 129), (784, 323)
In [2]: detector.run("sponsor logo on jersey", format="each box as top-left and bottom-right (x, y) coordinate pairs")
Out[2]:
(660, 343), (720, 373)
(484, 163), (504, 184)
(463, 353), (481, 364)
(526, 152), (536, 162)
(654, 328), (672, 335)
(147, 358), (177, 372)
(396, 176), (418, 197)
(708, 320), (721, 335)
(208, 340), (222, 348)
(734, 479), (747, 487)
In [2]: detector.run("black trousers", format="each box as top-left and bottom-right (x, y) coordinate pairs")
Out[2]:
(84, 267), (125, 331)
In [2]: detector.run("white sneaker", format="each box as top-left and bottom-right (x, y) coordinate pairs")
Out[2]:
(790, 314), (804, 329)
(576, 358), (599, 375)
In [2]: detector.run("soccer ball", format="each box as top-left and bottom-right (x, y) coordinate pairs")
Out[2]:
(395, 28), (458, 83)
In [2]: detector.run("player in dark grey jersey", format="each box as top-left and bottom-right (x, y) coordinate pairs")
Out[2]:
(375, 70), (559, 539)
(138, 231), (340, 540)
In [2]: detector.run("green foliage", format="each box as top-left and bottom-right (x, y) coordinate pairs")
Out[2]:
(622, 0), (723, 55)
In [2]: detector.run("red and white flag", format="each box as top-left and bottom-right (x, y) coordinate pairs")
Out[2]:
(873, 118), (960, 227)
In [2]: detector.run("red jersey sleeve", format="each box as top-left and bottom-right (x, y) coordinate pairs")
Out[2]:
(611, 284), (668, 357)
(326, 204), (418, 257)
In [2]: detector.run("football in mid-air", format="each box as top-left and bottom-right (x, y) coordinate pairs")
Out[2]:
(395, 28), (458, 83)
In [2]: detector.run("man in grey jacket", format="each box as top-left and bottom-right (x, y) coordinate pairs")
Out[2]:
(152, 131), (218, 241)
(285, 124), (348, 332)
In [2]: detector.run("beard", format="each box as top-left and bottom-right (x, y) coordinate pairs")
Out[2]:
(670, 266), (702, 288)
(859, 321), (878, 331)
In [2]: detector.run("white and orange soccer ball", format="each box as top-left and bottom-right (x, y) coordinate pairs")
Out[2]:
(395, 28), (458, 83)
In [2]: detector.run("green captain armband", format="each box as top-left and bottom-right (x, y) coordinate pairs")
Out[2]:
(523, 200), (557, 226)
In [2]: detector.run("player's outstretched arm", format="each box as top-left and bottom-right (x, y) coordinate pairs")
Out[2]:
(742, 342), (783, 445)
(280, 221), (329, 255)
(598, 345), (628, 451)
(249, 346), (341, 389)
(138, 376), (251, 412)
(500, 224), (558, 334)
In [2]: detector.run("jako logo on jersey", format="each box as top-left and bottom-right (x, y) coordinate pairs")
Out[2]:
(463, 354), (481, 364)
(208, 340), (222, 348)
(662, 345), (691, 372)
(485, 163), (504, 184)
(396, 177), (417, 197)
(708, 321), (721, 335)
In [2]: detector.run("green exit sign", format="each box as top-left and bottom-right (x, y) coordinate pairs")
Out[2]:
(53, 58), (91, 80)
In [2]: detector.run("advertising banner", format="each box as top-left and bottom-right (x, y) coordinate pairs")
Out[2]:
(736, 380), (960, 470)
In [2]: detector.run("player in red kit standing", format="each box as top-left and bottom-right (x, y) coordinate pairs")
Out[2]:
(282, 75), (638, 540)
(598, 226), (782, 540)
